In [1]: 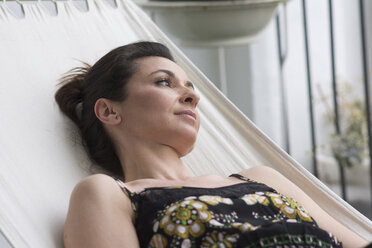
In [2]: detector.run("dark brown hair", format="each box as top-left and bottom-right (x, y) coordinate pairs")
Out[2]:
(55, 41), (175, 179)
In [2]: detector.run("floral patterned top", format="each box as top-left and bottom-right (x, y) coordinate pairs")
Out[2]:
(115, 174), (342, 248)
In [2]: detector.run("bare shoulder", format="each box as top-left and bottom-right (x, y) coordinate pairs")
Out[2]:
(70, 174), (129, 208)
(72, 173), (122, 197)
(64, 174), (138, 247)
(238, 166), (284, 183)
(75, 173), (119, 189)
(68, 173), (131, 216)
(238, 165), (278, 175)
(237, 166), (298, 197)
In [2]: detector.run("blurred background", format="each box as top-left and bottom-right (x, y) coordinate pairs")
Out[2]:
(1, 0), (371, 246)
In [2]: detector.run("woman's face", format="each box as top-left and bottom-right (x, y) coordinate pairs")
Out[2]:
(117, 56), (200, 156)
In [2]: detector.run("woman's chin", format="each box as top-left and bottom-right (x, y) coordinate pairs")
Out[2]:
(178, 147), (194, 158)
(174, 137), (197, 157)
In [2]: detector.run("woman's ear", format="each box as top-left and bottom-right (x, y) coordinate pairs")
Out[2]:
(94, 98), (122, 125)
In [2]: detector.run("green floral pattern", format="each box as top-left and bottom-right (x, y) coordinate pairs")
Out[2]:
(155, 197), (211, 239)
(266, 192), (313, 222)
(120, 175), (342, 248)
(148, 190), (320, 247)
(240, 192), (313, 223)
(199, 195), (233, 205)
(241, 192), (270, 206)
(201, 231), (239, 248)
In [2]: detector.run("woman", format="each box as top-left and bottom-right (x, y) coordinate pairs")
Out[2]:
(56, 41), (368, 248)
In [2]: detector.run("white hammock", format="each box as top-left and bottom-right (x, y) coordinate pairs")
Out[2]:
(0, 0), (371, 247)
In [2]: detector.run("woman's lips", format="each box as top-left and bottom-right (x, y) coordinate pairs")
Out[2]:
(175, 110), (196, 120)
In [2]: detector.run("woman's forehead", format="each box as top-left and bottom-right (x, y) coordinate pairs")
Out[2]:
(136, 56), (187, 78)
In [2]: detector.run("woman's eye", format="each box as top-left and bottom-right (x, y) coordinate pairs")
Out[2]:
(156, 79), (171, 87)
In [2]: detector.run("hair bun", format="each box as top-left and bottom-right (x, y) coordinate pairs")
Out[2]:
(55, 63), (91, 125)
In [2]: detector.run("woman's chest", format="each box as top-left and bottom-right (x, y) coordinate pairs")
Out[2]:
(131, 182), (318, 247)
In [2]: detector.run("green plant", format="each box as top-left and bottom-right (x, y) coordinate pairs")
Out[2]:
(318, 83), (368, 168)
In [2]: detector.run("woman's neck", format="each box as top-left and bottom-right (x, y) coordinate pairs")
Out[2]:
(117, 140), (192, 182)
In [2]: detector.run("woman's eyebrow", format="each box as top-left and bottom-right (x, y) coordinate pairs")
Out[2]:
(149, 69), (194, 88)
(185, 81), (195, 89)
(149, 69), (175, 77)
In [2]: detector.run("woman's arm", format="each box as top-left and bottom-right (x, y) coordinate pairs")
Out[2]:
(239, 166), (369, 248)
(64, 174), (140, 248)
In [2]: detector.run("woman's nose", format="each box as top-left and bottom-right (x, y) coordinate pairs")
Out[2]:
(180, 89), (200, 108)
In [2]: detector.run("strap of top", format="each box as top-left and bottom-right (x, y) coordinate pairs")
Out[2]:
(113, 177), (139, 212)
(113, 177), (137, 209)
(229, 173), (277, 193)
(114, 178), (132, 195)
(228, 173), (252, 182)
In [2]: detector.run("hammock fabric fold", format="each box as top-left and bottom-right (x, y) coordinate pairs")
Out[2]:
(0, 0), (371, 247)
